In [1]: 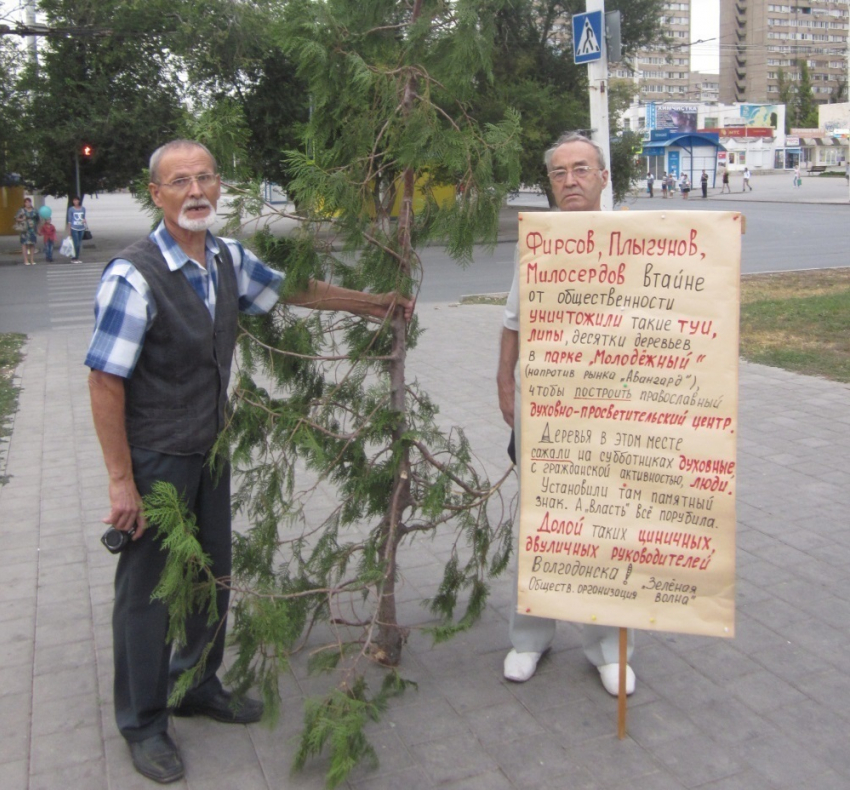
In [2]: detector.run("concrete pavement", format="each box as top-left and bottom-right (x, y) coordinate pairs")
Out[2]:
(633, 168), (849, 207)
(1, 188), (850, 789)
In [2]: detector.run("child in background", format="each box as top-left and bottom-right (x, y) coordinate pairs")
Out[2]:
(39, 216), (57, 262)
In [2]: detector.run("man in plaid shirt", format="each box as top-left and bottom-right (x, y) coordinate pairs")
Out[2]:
(86, 139), (413, 784)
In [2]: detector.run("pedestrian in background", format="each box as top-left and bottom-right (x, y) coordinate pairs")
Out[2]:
(66, 196), (88, 263)
(743, 167), (753, 192)
(793, 165), (801, 188)
(38, 213), (57, 262)
(661, 171), (668, 198)
(721, 168), (731, 194)
(700, 170), (708, 198)
(680, 173), (690, 199)
(646, 171), (654, 198)
(15, 197), (39, 266)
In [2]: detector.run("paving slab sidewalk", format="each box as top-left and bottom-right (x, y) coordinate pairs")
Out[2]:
(1, 296), (849, 789)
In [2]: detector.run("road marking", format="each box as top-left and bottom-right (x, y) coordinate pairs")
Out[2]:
(47, 262), (103, 331)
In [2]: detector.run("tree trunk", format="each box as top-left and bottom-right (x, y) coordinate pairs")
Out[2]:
(372, 8), (421, 659)
(373, 251), (412, 663)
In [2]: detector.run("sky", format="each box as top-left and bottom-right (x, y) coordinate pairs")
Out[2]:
(690, 0), (721, 74)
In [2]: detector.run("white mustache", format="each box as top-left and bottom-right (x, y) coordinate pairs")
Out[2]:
(181, 198), (212, 214)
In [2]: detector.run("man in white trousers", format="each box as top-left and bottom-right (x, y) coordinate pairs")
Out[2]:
(496, 132), (636, 696)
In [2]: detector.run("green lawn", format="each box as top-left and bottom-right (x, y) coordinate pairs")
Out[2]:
(740, 269), (850, 383)
(0, 333), (26, 484)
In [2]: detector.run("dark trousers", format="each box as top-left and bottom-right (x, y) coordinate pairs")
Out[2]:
(701, 182), (708, 198)
(113, 447), (232, 742)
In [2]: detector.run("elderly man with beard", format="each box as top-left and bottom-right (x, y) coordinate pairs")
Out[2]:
(496, 132), (636, 698)
(86, 140), (414, 784)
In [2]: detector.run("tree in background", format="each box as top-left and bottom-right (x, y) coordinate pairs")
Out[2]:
(147, 1), (520, 785)
(795, 60), (820, 130)
(17, 0), (184, 197)
(468, 0), (665, 205)
(153, 0), (310, 191)
(608, 76), (647, 204)
(0, 37), (26, 182)
(237, 53), (309, 188)
(777, 61), (820, 133)
(828, 76), (847, 104)
(13, 0), (663, 201)
(776, 68), (796, 133)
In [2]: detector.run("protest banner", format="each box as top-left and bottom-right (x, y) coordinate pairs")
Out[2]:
(517, 210), (741, 638)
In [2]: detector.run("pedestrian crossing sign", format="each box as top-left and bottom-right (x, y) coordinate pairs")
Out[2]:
(572, 11), (603, 64)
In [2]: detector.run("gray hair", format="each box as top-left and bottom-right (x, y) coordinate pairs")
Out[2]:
(149, 140), (218, 184)
(544, 132), (606, 171)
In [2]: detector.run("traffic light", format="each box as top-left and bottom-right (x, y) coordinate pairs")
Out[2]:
(81, 144), (94, 158)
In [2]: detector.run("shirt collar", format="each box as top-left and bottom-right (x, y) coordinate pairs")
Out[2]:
(150, 221), (220, 272)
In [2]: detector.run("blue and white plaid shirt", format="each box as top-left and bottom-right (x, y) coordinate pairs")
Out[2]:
(85, 222), (284, 378)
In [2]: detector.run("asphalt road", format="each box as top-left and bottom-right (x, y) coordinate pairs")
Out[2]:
(417, 199), (850, 303)
(0, 191), (847, 333)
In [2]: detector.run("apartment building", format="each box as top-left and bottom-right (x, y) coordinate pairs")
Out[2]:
(689, 71), (721, 101)
(720, 0), (849, 104)
(610, 1), (694, 101)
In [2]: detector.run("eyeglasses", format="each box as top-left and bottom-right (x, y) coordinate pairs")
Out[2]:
(548, 166), (599, 182)
(157, 173), (218, 190)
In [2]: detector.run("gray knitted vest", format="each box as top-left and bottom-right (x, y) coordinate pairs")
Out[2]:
(118, 237), (239, 455)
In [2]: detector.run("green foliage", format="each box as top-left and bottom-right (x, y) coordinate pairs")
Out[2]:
(610, 130), (646, 204)
(830, 77), (848, 104)
(0, 334), (26, 486)
(795, 60), (820, 130)
(183, 99), (253, 182)
(295, 673), (416, 789)
(145, 481), (219, 648)
(776, 68), (796, 134)
(18, 0), (185, 197)
(467, 0), (666, 200)
(153, 2), (522, 784)
(778, 61), (820, 132)
(239, 53), (310, 187)
(0, 40), (26, 180)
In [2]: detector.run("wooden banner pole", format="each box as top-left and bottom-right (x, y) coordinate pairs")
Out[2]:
(617, 627), (628, 739)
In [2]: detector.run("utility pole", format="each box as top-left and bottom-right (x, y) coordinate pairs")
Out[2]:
(586, 0), (613, 211)
(24, 0), (38, 68)
(24, 0), (45, 213)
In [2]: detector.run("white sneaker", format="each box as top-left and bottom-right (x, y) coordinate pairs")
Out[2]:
(598, 663), (636, 696)
(503, 649), (543, 682)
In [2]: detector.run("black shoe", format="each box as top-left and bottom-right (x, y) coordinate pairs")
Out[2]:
(173, 688), (263, 724)
(128, 732), (184, 784)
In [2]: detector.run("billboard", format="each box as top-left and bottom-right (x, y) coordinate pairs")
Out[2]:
(739, 104), (780, 129)
(647, 103), (699, 133)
